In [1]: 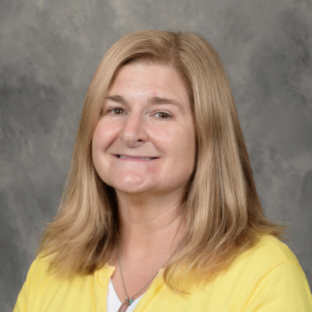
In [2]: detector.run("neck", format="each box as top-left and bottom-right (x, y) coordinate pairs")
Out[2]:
(116, 190), (186, 258)
(109, 191), (186, 305)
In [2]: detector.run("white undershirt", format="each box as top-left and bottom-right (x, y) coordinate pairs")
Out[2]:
(107, 278), (144, 312)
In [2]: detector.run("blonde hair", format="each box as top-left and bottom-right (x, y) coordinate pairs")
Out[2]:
(38, 30), (282, 287)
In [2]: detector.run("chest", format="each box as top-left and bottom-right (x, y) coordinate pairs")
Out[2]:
(26, 274), (250, 312)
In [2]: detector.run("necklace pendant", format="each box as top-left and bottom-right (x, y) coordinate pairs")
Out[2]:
(118, 298), (130, 312)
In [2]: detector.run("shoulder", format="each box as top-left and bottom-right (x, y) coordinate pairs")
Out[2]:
(14, 256), (114, 311)
(25, 255), (113, 287)
(28, 255), (57, 279)
(232, 236), (312, 311)
(239, 235), (300, 269)
(196, 236), (312, 311)
(13, 257), (52, 312)
(227, 235), (305, 285)
(18, 256), (60, 301)
(210, 235), (311, 298)
(23, 256), (51, 288)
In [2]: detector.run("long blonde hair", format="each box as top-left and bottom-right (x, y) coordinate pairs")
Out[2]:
(38, 30), (282, 287)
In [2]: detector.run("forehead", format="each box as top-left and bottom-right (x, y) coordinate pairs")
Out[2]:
(109, 63), (191, 101)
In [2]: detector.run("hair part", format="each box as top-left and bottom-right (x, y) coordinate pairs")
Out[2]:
(37, 30), (283, 289)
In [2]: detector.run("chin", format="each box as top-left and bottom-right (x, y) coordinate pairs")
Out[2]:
(107, 174), (149, 193)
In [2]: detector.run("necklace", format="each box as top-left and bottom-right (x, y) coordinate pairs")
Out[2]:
(117, 242), (181, 312)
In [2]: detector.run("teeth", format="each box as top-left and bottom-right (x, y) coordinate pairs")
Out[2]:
(118, 155), (155, 160)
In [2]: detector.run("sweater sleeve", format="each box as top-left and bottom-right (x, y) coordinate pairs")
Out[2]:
(243, 260), (312, 312)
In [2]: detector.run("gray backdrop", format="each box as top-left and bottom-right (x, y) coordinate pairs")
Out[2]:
(1, 0), (311, 311)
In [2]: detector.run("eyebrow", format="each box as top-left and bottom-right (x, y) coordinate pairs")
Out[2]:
(106, 95), (183, 110)
(148, 96), (181, 106)
(106, 95), (126, 104)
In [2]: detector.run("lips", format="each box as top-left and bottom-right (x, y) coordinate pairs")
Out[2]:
(115, 155), (159, 160)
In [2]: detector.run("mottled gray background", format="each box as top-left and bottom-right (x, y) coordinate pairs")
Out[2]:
(1, 0), (311, 310)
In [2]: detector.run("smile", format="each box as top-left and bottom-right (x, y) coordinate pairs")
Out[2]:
(116, 155), (158, 160)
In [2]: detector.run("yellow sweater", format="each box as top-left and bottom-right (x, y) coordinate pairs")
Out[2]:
(14, 236), (312, 312)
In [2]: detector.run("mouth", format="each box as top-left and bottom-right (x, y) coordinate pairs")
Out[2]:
(115, 155), (159, 160)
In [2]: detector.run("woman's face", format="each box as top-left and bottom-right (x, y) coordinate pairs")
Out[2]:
(92, 63), (196, 198)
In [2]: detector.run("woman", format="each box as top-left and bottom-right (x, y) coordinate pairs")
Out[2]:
(14, 30), (312, 312)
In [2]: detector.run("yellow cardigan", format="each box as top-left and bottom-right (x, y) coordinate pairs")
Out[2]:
(14, 236), (312, 312)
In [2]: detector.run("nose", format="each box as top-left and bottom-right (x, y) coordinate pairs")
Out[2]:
(119, 110), (148, 147)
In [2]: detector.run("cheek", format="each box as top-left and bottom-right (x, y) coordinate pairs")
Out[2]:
(91, 128), (102, 170)
(153, 124), (196, 162)
(92, 120), (118, 151)
(179, 128), (196, 171)
(91, 127), (104, 160)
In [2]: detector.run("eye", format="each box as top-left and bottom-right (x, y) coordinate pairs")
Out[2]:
(154, 112), (172, 119)
(108, 107), (125, 115)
